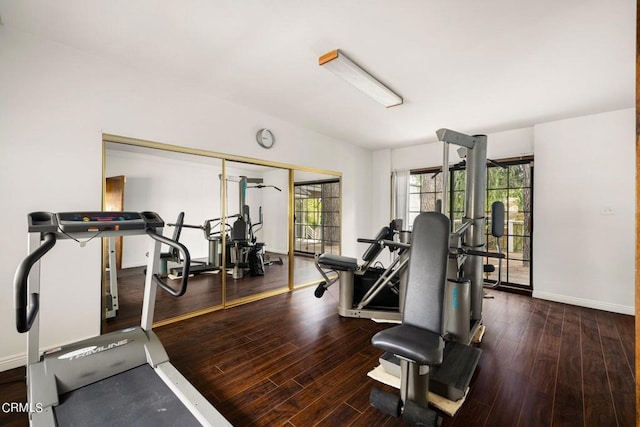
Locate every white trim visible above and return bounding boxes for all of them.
[1,331,101,373]
[0,353,26,372]
[265,248,288,256]
[532,291,634,315]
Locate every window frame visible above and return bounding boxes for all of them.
[408,155,534,291]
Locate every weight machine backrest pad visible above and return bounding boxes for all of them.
[231,218,248,241]
[172,212,185,242]
[361,226,393,262]
[403,212,450,334]
[161,212,185,260]
[170,212,185,258]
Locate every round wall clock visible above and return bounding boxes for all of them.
[256,129,275,149]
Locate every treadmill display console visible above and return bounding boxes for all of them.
[56,212,147,233]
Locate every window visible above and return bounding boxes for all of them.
[485,161,533,289]
[409,170,443,227]
[294,180,340,255]
[409,157,534,290]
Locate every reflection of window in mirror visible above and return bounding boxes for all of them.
[294,180,340,256]
[293,171,341,289]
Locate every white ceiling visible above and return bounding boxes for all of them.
[0,1,634,150]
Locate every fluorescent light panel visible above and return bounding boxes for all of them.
[319,49,403,108]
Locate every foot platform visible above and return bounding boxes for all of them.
[314,282,326,298]
[370,387,441,426]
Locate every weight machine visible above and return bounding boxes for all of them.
[222,175,282,279]
[314,219,410,322]
[370,129,506,425]
[162,213,226,278]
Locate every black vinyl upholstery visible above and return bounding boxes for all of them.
[371,212,450,365]
[231,218,249,243]
[317,253,358,271]
[171,212,184,242]
[373,324,444,365]
[161,212,184,260]
[361,226,393,262]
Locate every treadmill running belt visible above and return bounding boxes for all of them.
[54,364,201,426]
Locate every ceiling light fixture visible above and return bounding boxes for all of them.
[318,49,403,108]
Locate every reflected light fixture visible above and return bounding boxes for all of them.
[318,49,403,108]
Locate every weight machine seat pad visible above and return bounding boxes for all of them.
[317,253,358,271]
[372,324,444,366]
[231,218,248,241]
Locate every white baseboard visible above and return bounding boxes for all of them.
[0,353,26,372]
[266,249,288,256]
[533,291,634,315]
[1,332,99,373]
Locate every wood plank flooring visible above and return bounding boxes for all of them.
[1,288,635,426]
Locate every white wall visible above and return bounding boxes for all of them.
[372,149,392,232]
[533,109,635,314]
[0,26,372,370]
[259,168,290,254]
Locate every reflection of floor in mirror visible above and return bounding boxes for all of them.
[293,254,327,286]
[103,254,323,333]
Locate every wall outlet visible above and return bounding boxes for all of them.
[600,206,614,215]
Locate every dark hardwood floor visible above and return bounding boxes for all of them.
[1,288,635,426]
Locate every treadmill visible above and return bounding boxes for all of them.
[14,211,231,426]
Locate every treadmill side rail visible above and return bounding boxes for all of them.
[29,406,56,426]
[27,362,58,410]
[156,362,232,427]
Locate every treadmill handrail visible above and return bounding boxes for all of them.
[15,232,57,333]
[146,229,190,297]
